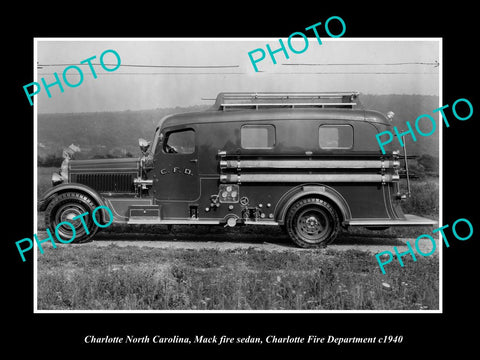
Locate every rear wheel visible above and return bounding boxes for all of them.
[45,192,98,243]
[285,197,340,248]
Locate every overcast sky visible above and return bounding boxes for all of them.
[35,38,440,113]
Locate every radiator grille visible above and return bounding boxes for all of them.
[71,173,135,193]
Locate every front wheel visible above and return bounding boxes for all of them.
[285,197,340,248]
[44,192,99,243]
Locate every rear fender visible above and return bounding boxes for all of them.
[275,184,352,224]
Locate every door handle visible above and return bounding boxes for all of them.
[189,159,198,163]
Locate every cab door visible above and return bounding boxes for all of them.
[153,127,200,202]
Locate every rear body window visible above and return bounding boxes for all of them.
[241,125,275,149]
[319,124,353,149]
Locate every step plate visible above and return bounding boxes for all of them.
[346,214,437,226]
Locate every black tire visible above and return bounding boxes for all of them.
[44,192,99,244]
[285,197,340,248]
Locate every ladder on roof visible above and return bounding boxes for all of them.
[214,92,361,111]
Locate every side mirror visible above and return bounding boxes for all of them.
[139,138,151,154]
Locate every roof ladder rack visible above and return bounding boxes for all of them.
[214,92,361,111]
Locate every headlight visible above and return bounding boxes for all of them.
[52,172,64,186]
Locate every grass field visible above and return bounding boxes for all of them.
[37,245,438,310]
[37,167,57,198]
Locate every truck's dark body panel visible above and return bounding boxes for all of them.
[141,109,397,223]
[39,92,436,246]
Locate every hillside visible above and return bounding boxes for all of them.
[37,94,440,160]
[360,94,439,157]
[38,105,210,159]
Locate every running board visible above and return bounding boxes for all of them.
[127,218,221,225]
[127,219,279,226]
[244,220,279,226]
[345,214,437,226]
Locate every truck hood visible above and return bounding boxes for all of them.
[65,157,141,193]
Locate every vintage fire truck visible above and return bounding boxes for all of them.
[38,92,436,248]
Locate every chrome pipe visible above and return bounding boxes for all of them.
[220,159,398,169]
[220,173,397,183]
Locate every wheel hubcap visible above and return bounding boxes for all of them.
[295,206,332,243]
[55,203,89,239]
[63,211,78,221]
[305,216,321,230]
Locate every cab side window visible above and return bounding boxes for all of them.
[241,125,275,149]
[163,129,195,154]
[319,125,353,149]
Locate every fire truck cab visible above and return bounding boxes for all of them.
[39,92,436,248]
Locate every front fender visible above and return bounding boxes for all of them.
[38,183,107,214]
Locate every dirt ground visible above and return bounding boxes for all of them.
[34,228,441,256]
